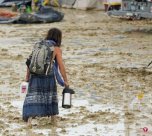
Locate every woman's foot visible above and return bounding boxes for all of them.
[27,117,32,129]
[51,116,57,126]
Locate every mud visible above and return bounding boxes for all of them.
[0,8,152,136]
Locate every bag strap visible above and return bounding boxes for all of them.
[45,45,55,75]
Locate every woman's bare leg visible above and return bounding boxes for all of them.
[51,116,57,126]
[27,117,32,128]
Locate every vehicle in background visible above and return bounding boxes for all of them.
[103,0,121,11]
[108,0,152,19]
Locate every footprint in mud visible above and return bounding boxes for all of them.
[0,120,9,130]
[3,101,11,105]
[114,67,152,76]
[1,48,8,52]
[0,31,6,35]
[84,111,120,124]
[12,54,24,60]
[27,116,69,130]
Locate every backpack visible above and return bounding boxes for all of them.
[27,40,55,75]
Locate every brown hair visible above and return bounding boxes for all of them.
[45,28,62,47]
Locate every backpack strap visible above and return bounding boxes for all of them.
[45,40,55,75]
[45,47,55,75]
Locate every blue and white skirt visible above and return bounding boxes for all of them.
[22,72,59,122]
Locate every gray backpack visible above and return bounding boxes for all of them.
[29,40,55,75]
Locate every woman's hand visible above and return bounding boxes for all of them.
[64,81,69,88]
[25,77,29,82]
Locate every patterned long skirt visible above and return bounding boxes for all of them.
[22,73,59,122]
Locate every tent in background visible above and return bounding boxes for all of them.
[50,0,104,10]
[73,0,103,10]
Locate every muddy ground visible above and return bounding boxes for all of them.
[0,8,152,136]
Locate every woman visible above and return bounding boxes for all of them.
[23,28,69,126]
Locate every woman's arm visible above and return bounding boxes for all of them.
[55,47,69,87]
[25,67,30,82]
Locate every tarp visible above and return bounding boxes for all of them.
[0,6,64,23]
[0,0,31,7]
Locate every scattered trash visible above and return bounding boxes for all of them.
[142,127,148,132]
[147,61,152,68]
[129,92,144,111]
[137,92,144,100]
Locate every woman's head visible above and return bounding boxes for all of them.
[45,28,62,47]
